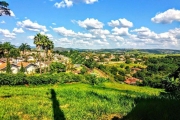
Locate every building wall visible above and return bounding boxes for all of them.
[11,66,19,74]
[26,65,36,74]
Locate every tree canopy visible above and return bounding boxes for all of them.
[0,1,10,16]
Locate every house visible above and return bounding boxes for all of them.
[17,62,37,74]
[131,68,142,74]
[27,56,35,62]
[0,59,5,65]
[0,63,19,74]
[124,77,142,85]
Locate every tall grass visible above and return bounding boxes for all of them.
[0,83,177,120]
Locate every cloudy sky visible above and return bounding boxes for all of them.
[0,0,180,49]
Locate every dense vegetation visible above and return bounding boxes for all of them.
[133,55,180,92]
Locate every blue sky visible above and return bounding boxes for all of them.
[0,0,180,49]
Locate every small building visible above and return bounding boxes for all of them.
[131,68,142,74]
[0,59,5,65]
[124,77,142,85]
[17,62,37,74]
[0,63,19,74]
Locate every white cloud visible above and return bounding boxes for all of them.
[112,27,129,36]
[108,20,119,27]
[0,29,16,38]
[54,0,73,8]
[75,39,93,46]
[129,27,180,48]
[40,32,53,39]
[13,28,24,33]
[76,18,104,29]
[93,40,109,46]
[54,0,98,8]
[27,36,34,40]
[17,19,48,32]
[58,38,73,44]
[151,8,180,24]
[89,29,110,35]
[108,35,124,42]
[77,32,94,38]
[1,20,5,24]
[84,0,98,4]
[108,18,133,28]
[52,23,56,25]
[53,27,76,36]
[131,27,157,39]
[10,10,15,17]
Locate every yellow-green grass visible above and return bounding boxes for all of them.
[0,83,167,120]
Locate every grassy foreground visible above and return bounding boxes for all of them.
[0,83,179,120]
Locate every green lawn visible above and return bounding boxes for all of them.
[0,83,179,120]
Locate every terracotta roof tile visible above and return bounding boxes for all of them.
[17,62,30,67]
[0,63,6,70]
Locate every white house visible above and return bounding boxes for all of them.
[17,62,37,74]
[0,63,19,74]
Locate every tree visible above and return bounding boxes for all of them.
[0,1,10,16]
[19,43,31,56]
[2,42,15,62]
[50,62,66,73]
[33,33,54,73]
[41,35,54,73]
[34,33,43,51]
[34,33,44,74]
[9,48,20,64]
[19,62,25,73]
[0,42,4,58]
[6,59,11,73]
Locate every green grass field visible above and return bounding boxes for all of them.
[0,83,179,120]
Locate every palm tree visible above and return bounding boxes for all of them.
[46,40,54,72]
[41,36,54,73]
[33,33,54,73]
[34,33,43,51]
[0,1,10,16]
[19,43,31,56]
[34,33,44,74]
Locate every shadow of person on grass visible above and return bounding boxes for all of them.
[51,89,66,120]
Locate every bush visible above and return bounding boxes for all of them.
[0,72,108,86]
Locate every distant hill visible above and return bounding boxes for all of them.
[53,47,71,51]
[53,47,180,54]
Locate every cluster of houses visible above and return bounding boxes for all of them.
[0,50,71,74]
[0,58,37,74]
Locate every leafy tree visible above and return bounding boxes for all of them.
[19,62,25,73]
[50,62,66,73]
[161,77,180,92]
[0,1,10,16]
[125,59,131,64]
[2,42,15,64]
[81,66,87,74]
[6,60,11,73]
[9,48,20,63]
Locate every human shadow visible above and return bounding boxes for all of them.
[51,89,66,120]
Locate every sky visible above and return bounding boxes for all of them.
[0,0,180,49]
